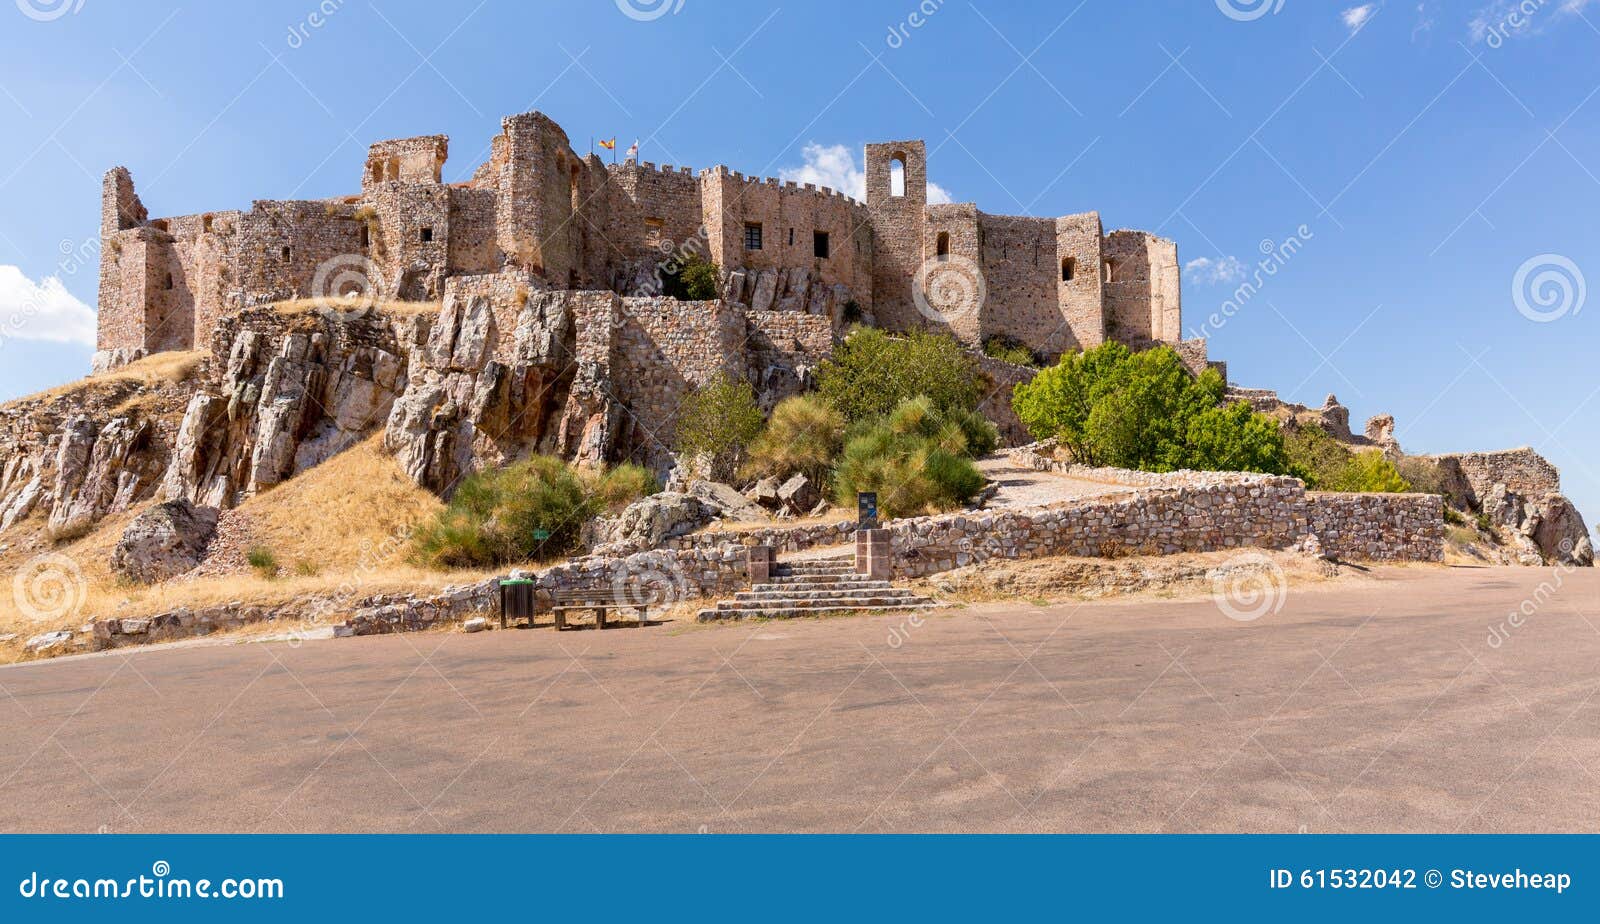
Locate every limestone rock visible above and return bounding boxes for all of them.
[1528,494,1593,567]
[687,480,766,523]
[593,491,713,555]
[463,616,488,633]
[24,630,73,654]
[747,477,781,509]
[1364,414,1400,456]
[777,473,820,513]
[110,500,220,584]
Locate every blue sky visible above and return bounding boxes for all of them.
[0,0,1596,527]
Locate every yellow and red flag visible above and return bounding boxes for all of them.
[598,137,616,151]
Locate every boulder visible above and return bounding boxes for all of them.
[110,500,220,584]
[747,477,781,509]
[776,473,820,513]
[687,480,766,523]
[24,630,73,654]
[592,492,713,555]
[1528,494,1594,567]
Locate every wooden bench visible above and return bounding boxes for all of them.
[549,589,649,630]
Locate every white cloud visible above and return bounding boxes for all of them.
[780,142,953,205]
[1184,256,1247,286]
[0,266,96,347]
[1343,3,1378,32]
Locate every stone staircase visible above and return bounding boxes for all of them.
[696,555,936,622]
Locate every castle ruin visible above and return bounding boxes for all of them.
[96,110,1196,367]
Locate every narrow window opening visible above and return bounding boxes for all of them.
[281,246,291,262]
[814,231,830,259]
[420,227,433,243]
[744,222,763,251]
[163,272,174,290]
[889,156,906,197]
[788,228,795,246]
[1103,260,1115,284]
[935,232,950,261]
[359,224,370,248]
[1061,257,1076,282]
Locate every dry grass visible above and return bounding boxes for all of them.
[270,296,441,317]
[0,438,482,663]
[2,349,206,411]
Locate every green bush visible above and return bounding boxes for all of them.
[831,397,991,519]
[1395,455,1446,497]
[1012,342,1235,471]
[412,456,656,569]
[744,394,845,486]
[1180,401,1295,474]
[1284,425,1412,493]
[982,336,1039,368]
[817,328,981,422]
[672,374,766,476]
[660,252,720,300]
[246,546,279,579]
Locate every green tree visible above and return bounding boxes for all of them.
[660,252,721,300]
[832,397,989,518]
[1181,401,1294,474]
[672,373,766,476]
[816,328,981,422]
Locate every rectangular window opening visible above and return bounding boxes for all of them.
[744,222,763,251]
[420,227,434,243]
[813,231,830,260]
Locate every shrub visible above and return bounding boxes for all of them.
[660,252,720,301]
[412,456,656,569]
[831,397,990,519]
[1012,342,1231,471]
[1395,455,1446,497]
[1284,425,1412,493]
[744,394,845,486]
[672,374,765,477]
[817,328,981,422]
[982,336,1039,368]
[246,546,279,579]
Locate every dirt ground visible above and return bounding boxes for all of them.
[2,564,1596,834]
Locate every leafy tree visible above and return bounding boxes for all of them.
[672,373,766,476]
[1334,450,1412,493]
[816,328,981,422]
[1013,342,1226,470]
[660,252,720,301]
[1181,401,1295,474]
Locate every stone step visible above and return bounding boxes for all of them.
[751,579,896,593]
[736,588,919,603]
[697,601,936,622]
[716,595,929,612]
[766,573,876,586]
[774,564,857,576]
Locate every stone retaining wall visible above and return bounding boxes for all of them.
[660,519,858,553]
[1304,492,1444,562]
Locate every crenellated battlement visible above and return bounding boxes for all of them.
[94,108,1182,369]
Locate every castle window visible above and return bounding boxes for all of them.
[163,272,174,290]
[890,156,906,197]
[744,222,763,251]
[420,227,433,243]
[936,232,950,261]
[281,246,291,262]
[644,218,664,243]
[1061,257,1075,282]
[814,231,830,259]
[1103,259,1116,284]
[359,224,370,248]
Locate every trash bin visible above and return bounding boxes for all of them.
[499,578,536,629]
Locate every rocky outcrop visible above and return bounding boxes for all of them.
[722,265,855,329]
[47,415,154,539]
[590,480,767,556]
[1482,485,1594,567]
[110,500,219,583]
